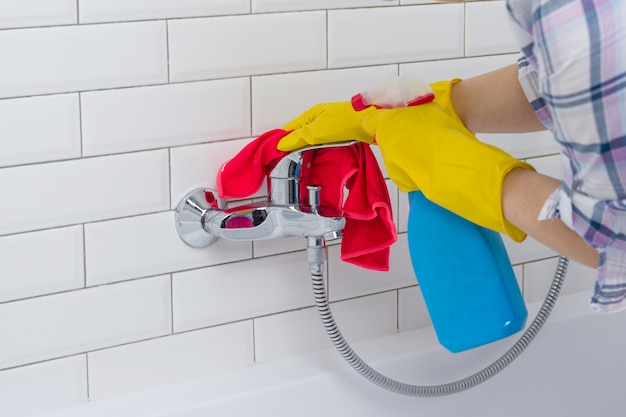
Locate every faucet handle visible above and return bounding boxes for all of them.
[268,141,357,207]
[307,185,321,214]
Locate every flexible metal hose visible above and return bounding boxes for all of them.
[307,240,568,397]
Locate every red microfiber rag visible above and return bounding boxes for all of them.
[216,129,397,271]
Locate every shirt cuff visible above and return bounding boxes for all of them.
[590,246,626,313]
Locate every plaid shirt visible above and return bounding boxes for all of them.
[506,0,626,313]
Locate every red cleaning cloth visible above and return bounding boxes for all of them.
[216,129,397,271]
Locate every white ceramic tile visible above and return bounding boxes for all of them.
[168,12,326,82]
[398,191,410,234]
[252,66,397,136]
[329,291,398,344]
[253,237,307,258]
[327,4,464,68]
[88,321,253,400]
[0,94,81,167]
[0,0,76,29]
[0,22,167,99]
[523,257,596,303]
[252,0,397,13]
[328,234,416,301]
[0,355,87,417]
[172,251,315,332]
[386,179,400,231]
[526,154,563,180]
[465,1,518,57]
[400,54,520,84]
[81,79,251,156]
[85,211,251,285]
[371,144,389,178]
[0,150,169,235]
[398,285,431,331]
[478,130,561,160]
[254,307,329,362]
[170,138,274,210]
[513,264,524,293]
[0,276,172,369]
[0,226,84,303]
[254,292,397,362]
[80,0,249,23]
[503,233,558,265]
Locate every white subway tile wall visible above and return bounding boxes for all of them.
[0,22,168,98]
[0,356,87,417]
[84,211,251,286]
[464,0,519,56]
[327,4,464,68]
[0,150,170,235]
[0,1,591,415]
[81,79,251,156]
[78,0,250,23]
[0,94,81,167]
[0,276,171,369]
[251,66,398,135]
[0,226,84,302]
[252,0,398,13]
[87,321,254,400]
[168,13,327,81]
[0,0,77,29]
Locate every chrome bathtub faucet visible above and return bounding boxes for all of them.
[174,143,355,248]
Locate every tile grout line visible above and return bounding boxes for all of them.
[85,353,91,401]
[165,20,171,84]
[170,274,175,335]
[82,224,88,289]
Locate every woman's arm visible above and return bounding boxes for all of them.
[502,168,598,268]
[451,64,598,268]
[451,64,547,133]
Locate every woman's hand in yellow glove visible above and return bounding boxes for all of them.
[277,101,381,151]
[372,92,534,242]
[277,78,452,152]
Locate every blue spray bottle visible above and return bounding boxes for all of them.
[406,191,527,353]
[353,77,527,353]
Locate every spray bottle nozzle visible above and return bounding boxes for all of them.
[351,76,435,111]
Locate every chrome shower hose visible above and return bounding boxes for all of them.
[307,240,568,397]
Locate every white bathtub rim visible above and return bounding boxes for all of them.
[33,291,599,417]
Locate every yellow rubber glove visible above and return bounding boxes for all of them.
[374,80,534,242]
[278,102,379,151]
[277,78,434,151]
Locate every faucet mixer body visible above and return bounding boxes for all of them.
[175,143,354,248]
